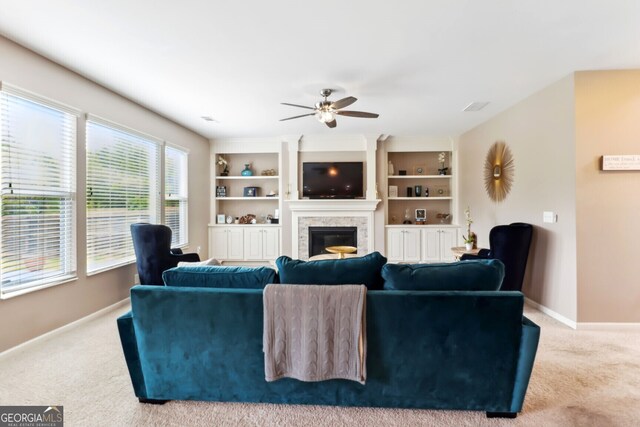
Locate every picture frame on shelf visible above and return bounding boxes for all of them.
[415,209,427,221]
[243,186,259,197]
[217,214,226,224]
[216,185,227,197]
[388,185,398,198]
[413,164,427,175]
[433,185,449,197]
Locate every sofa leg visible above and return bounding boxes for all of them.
[486,411,517,418]
[138,398,169,405]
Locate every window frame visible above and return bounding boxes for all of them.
[85,114,161,275]
[0,82,79,299]
[164,143,189,248]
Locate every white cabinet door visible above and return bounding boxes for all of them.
[387,229,404,262]
[263,228,280,260]
[244,228,263,260]
[403,229,422,262]
[422,229,441,262]
[210,228,228,260]
[439,228,458,262]
[227,228,244,260]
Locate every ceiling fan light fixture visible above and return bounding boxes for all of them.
[316,109,335,123]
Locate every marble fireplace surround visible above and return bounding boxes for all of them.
[287,200,380,260]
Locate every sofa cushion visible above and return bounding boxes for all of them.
[381,259,505,291]
[162,265,277,289]
[275,252,387,290]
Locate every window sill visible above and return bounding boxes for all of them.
[1,275,78,300]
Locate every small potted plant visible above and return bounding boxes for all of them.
[463,206,475,250]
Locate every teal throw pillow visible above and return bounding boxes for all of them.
[381,259,505,291]
[275,251,387,290]
[162,265,277,289]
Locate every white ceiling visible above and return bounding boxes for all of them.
[1,1,639,139]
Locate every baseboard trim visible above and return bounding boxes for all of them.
[0,297,130,359]
[525,297,577,329]
[576,322,640,331]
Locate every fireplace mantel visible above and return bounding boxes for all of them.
[286,199,381,212]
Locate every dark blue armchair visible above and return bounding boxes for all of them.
[130,223,200,285]
[461,223,533,292]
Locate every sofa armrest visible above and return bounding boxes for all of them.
[460,248,491,260]
[509,316,541,412]
[117,311,148,398]
[170,248,183,255]
[170,252,200,263]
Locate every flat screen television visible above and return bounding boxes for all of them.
[303,162,364,199]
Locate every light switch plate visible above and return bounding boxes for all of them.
[543,211,557,223]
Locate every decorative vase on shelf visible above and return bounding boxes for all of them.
[241,164,253,176]
[465,242,473,251]
[388,161,394,175]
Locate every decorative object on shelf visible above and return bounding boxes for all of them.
[266,190,278,197]
[437,213,452,224]
[234,217,240,224]
[261,168,277,176]
[217,214,226,224]
[403,208,412,224]
[217,156,229,176]
[226,215,233,224]
[388,161,394,175]
[484,141,514,202]
[241,163,253,176]
[414,185,422,197]
[462,206,476,250]
[438,152,449,175]
[243,186,259,197]
[216,185,227,197]
[406,187,413,197]
[415,209,427,222]
[398,170,407,176]
[388,185,398,198]
[391,215,398,224]
[424,187,429,197]
[239,214,256,224]
[413,164,426,175]
[434,185,447,197]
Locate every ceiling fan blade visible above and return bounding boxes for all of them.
[330,96,357,110]
[336,110,379,118]
[281,102,315,110]
[325,119,337,128]
[280,113,316,121]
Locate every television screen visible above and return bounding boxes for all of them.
[303,162,364,199]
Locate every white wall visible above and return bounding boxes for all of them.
[458,75,577,322]
[0,36,210,352]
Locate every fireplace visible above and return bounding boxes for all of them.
[309,226,357,258]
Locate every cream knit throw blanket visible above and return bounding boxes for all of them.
[263,284,367,384]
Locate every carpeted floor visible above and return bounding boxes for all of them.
[1,305,639,427]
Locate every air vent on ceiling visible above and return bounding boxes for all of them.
[463,102,490,112]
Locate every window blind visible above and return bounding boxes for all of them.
[86,117,160,274]
[165,145,188,247]
[0,84,77,298]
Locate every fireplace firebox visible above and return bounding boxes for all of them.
[308,226,357,258]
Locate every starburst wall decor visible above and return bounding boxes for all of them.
[484,141,514,202]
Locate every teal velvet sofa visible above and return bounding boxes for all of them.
[118,260,539,418]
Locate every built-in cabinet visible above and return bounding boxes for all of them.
[386,226,459,263]
[209,226,280,262]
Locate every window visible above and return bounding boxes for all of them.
[165,145,188,247]
[0,83,77,298]
[86,116,160,274]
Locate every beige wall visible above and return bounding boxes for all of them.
[575,70,640,322]
[458,75,578,322]
[0,36,210,352]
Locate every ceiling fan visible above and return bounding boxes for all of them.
[280,89,379,128]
